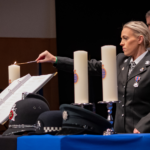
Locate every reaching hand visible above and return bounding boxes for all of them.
[36,50,56,63]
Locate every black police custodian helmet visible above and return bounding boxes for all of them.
[3,96,50,136]
[34,110,62,135]
[56,104,112,135]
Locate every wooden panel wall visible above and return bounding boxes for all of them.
[0,38,59,110]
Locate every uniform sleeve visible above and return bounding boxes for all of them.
[53,56,102,76]
[135,113,150,133]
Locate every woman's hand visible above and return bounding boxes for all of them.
[133,128,140,133]
[36,50,56,63]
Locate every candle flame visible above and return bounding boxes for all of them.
[14,61,17,65]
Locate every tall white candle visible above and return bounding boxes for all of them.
[101,45,118,102]
[8,64,20,84]
[74,51,89,103]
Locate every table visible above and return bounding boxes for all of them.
[17,134,150,150]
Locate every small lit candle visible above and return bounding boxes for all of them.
[8,62,20,84]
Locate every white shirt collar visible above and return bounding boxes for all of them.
[130,50,148,65]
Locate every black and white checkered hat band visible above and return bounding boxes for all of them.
[43,127,62,133]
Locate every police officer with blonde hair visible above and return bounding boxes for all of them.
[36,21,150,134]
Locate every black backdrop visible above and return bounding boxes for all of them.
[55,1,150,119]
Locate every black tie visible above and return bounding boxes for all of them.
[128,62,136,77]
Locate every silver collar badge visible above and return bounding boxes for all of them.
[124,59,128,63]
[145,61,150,65]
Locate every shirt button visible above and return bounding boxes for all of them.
[122,104,124,107]
[123,86,125,88]
[122,95,124,97]
[122,114,124,117]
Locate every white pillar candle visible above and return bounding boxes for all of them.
[8,64,20,84]
[74,51,89,103]
[101,45,118,102]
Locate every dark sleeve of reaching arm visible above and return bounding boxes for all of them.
[53,56,102,76]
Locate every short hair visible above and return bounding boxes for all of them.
[146,10,150,18]
[123,21,150,49]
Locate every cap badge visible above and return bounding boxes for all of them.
[9,104,17,121]
[74,70,79,84]
[124,59,128,63]
[63,111,68,121]
[145,61,150,65]
[37,120,41,130]
[102,65,107,79]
